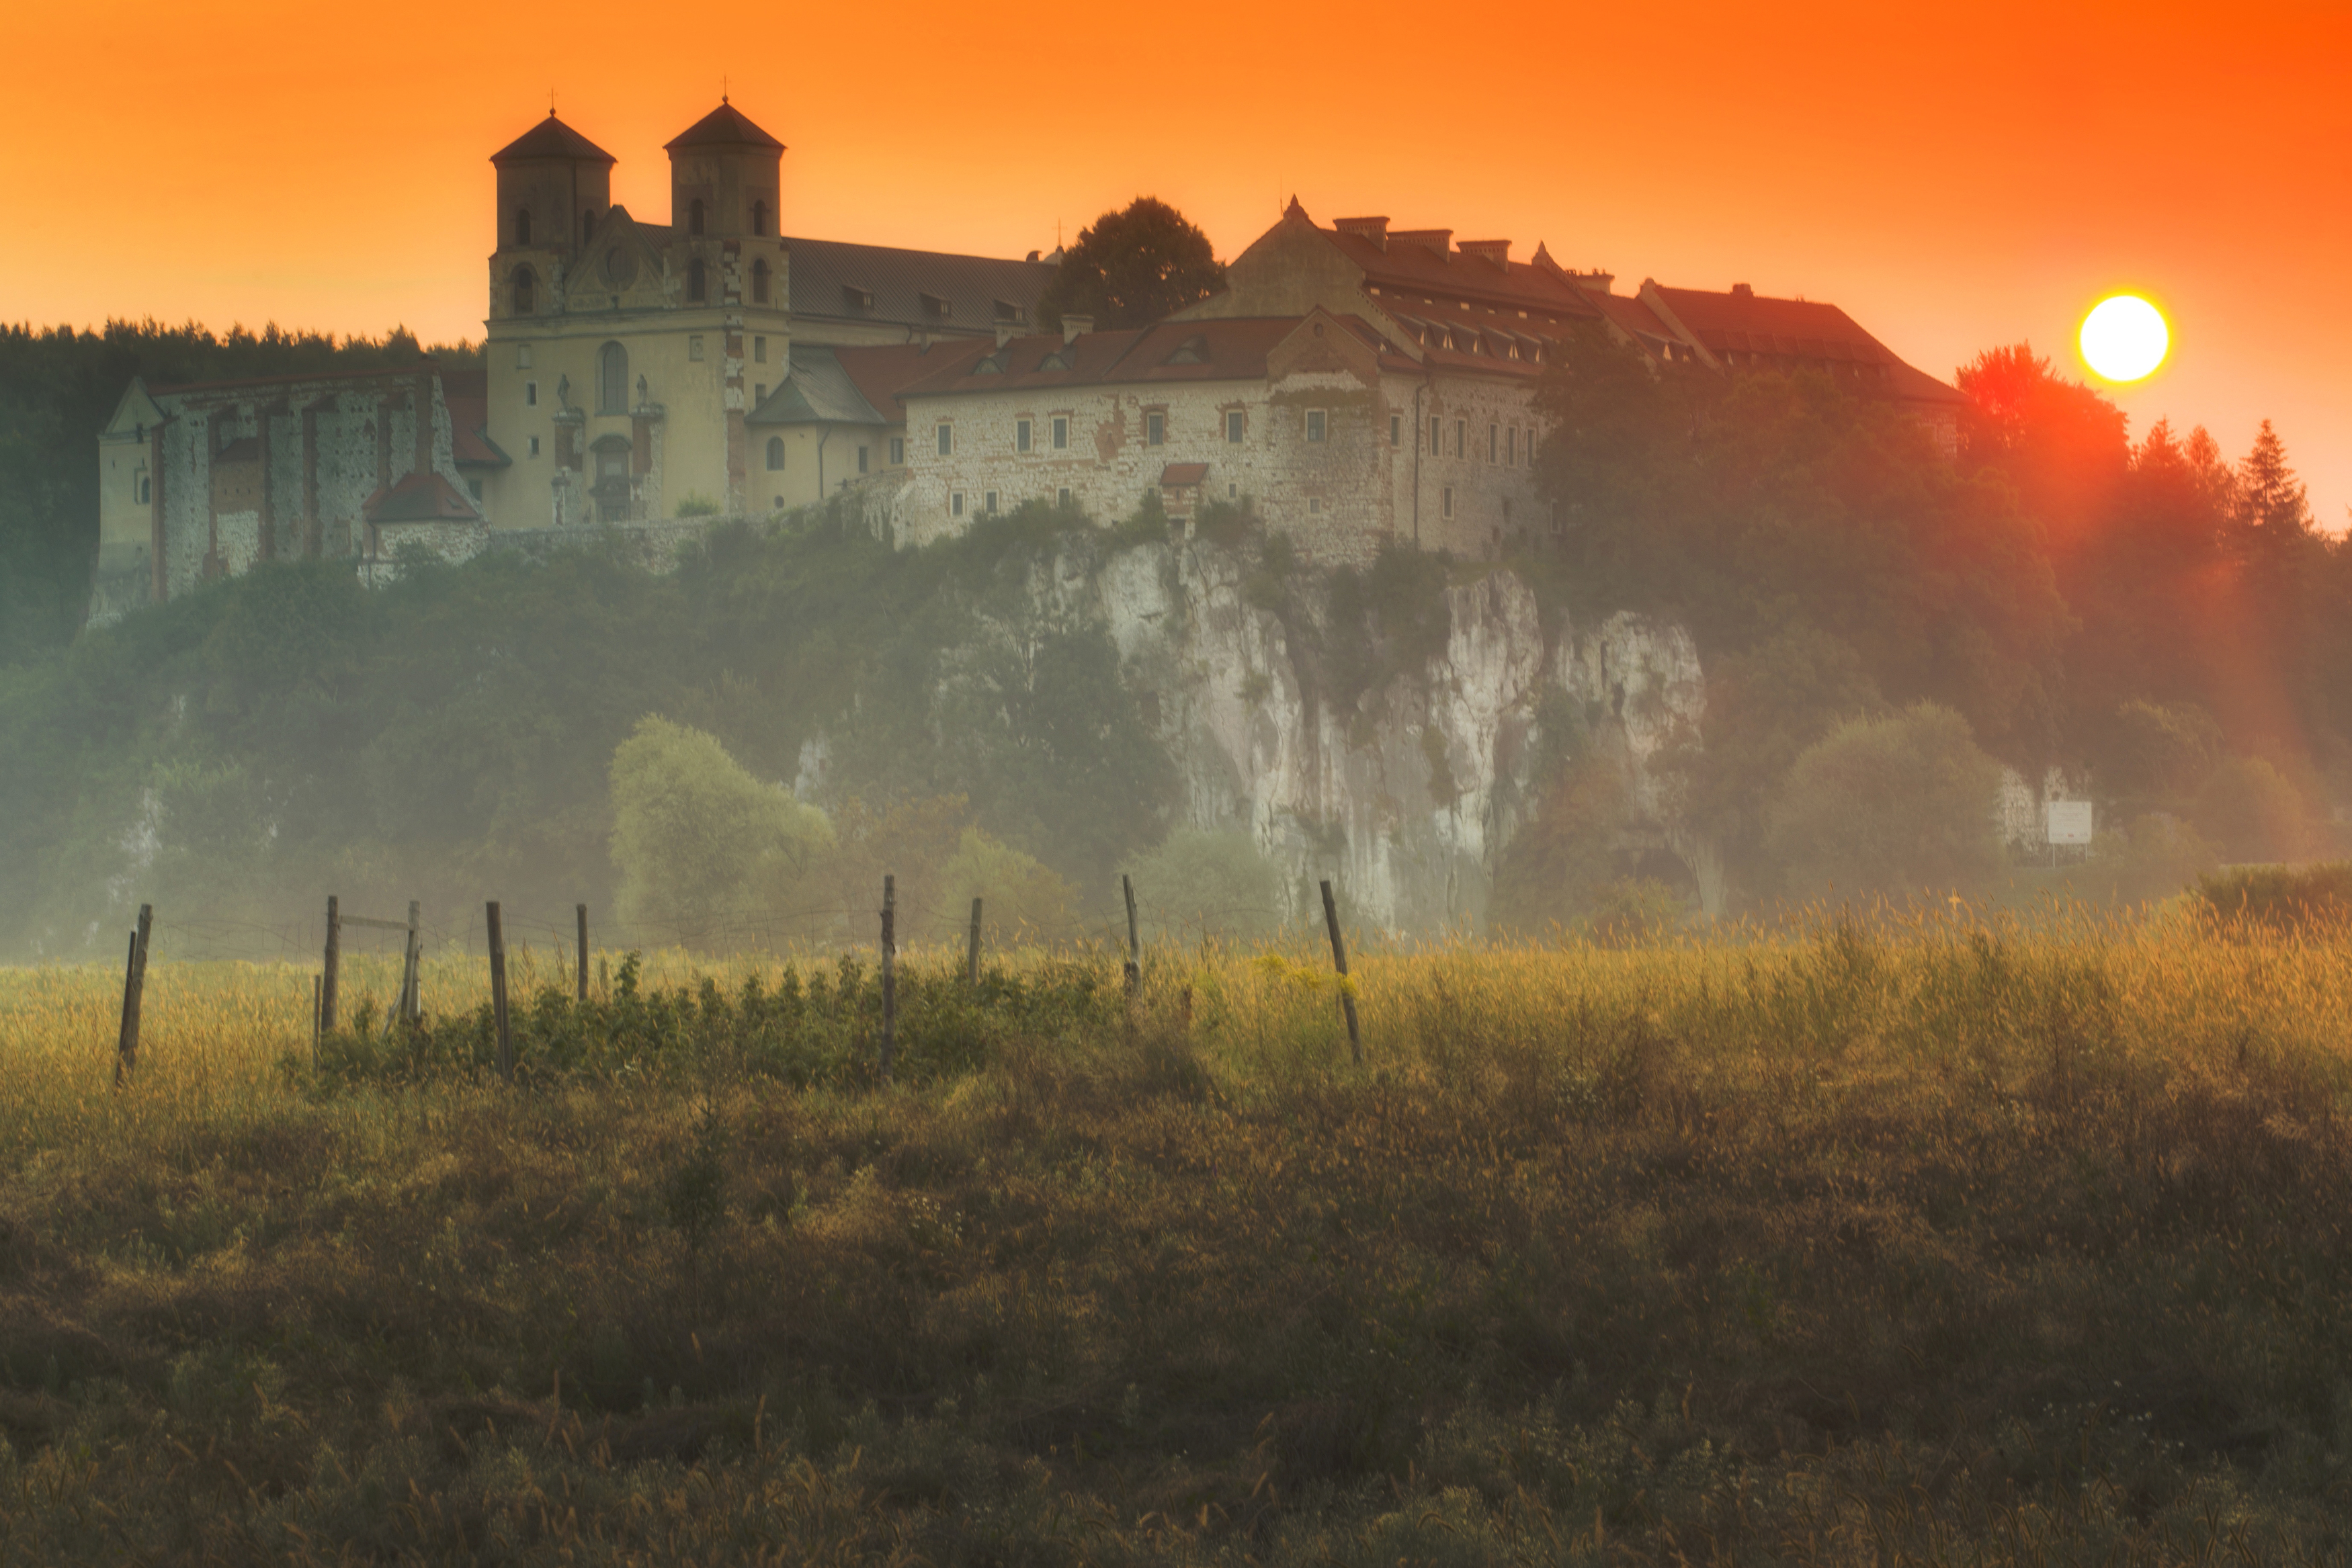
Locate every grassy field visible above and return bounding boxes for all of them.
[4,910,2352,1565]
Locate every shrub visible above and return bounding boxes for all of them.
[1767,701,2004,903]
[2081,813,2220,906]
[2194,861,2352,934]
[674,492,723,518]
[2191,754,2320,863]
[931,827,1079,948]
[1124,829,1288,943]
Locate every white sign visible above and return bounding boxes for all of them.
[2046,800,2093,846]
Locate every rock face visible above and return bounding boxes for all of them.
[968,534,1712,930]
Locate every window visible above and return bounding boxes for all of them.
[751,260,770,305]
[753,335,767,363]
[687,259,706,302]
[889,436,905,465]
[528,435,540,458]
[514,207,532,245]
[1507,427,1517,465]
[1016,419,1032,453]
[1488,423,1499,463]
[517,345,532,369]
[751,199,768,237]
[468,478,485,502]
[511,266,536,315]
[1305,409,1327,443]
[950,491,964,517]
[857,445,869,474]
[688,199,705,236]
[1441,486,1454,520]
[1389,414,1401,447]
[1224,409,1244,443]
[936,423,953,456]
[136,472,151,505]
[1146,410,1165,445]
[582,210,595,243]
[1454,418,1466,458]
[1308,498,1322,515]
[1526,430,1538,464]
[984,490,999,513]
[1429,416,1441,453]
[766,437,785,471]
[597,341,628,414]
[1057,487,1072,508]
[754,384,766,404]
[526,381,538,407]
[689,335,705,361]
[1052,416,1068,449]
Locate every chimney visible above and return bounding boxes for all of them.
[1334,215,1390,250]
[1062,312,1093,345]
[1388,228,1452,260]
[1730,282,1754,297]
[1459,238,1511,269]
[996,322,1015,347]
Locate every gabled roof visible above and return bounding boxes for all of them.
[491,112,616,165]
[101,377,170,437]
[364,471,482,524]
[782,236,1054,337]
[439,372,509,468]
[1646,284,1966,404]
[746,345,893,427]
[665,101,784,153]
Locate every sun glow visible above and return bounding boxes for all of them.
[2080,294,2169,382]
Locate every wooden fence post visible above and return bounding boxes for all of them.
[880,875,896,1083]
[321,894,341,1035]
[966,897,984,986]
[1320,879,1363,1068]
[575,904,589,1004]
[398,900,422,1026]
[113,904,151,1088]
[1122,874,1142,1000]
[487,901,513,1084]
[312,975,322,1062]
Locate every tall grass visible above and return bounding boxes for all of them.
[2,910,2350,1563]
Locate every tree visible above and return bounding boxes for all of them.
[1123,829,1287,944]
[1766,703,2005,904]
[1036,198,1225,332]
[609,717,832,949]
[931,828,1079,949]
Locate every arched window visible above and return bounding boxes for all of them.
[582,209,596,243]
[514,206,532,245]
[689,199,705,236]
[511,265,536,315]
[687,259,707,303]
[751,259,770,304]
[765,437,785,471]
[751,200,768,236]
[597,341,628,415]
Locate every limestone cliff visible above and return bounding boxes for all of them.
[921,534,1714,930]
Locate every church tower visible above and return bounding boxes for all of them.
[664,99,784,241]
[490,112,616,272]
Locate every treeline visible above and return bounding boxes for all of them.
[0,319,482,666]
[1534,326,2351,901]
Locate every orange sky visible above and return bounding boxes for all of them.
[9,0,2348,526]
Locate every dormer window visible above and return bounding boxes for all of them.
[689,199,706,237]
[514,207,532,245]
[843,285,874,312]
[1165,334,1209,365]
[993,299,1025,324]
[921,292,951,318]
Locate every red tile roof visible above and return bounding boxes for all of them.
[491,113,616,165]
[888,316,1376,400]
[1646,284,1965,404]
[364,471,482,524]
[665,101,784,153]
[1160,463,1210,486]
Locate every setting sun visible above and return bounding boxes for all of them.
[2080,294,2170,382]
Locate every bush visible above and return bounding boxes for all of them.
[1767,701,2004,903]
[1489,754,1629,936]
[2191,755,2321,863]
[609,717,833,948]
[1124,829,1288,943]
[931,827,1079,948]
[1581,876,1685,946]
[674,492,723,518]
[2194,861,2352,934]
[2081,813,2220,906]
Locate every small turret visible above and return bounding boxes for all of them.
[665,100,784,240]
